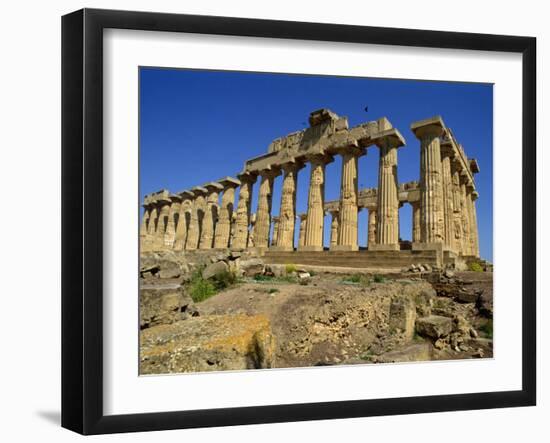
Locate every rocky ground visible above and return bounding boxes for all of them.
[139,250,493,375]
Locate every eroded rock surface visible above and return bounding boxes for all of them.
[140,314,275,374]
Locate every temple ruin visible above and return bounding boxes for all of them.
[140,109,481,269]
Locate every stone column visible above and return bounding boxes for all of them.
[470,191,480,258]
[271,216,280,246]
[451,164,464,255]
[411,117,446,250]
[173,191,194,251]
[464,184,478,257]
[162,196,181,250]
[329,210,339,249]
[254,169,279,249]
[248,213,257,248]
[213,177,241,249]
[368,208,377,249]
[298,214,307,247]
[199,182,223,249]
[273,162,303,251]
[411,202,421,243]
[232,172,257,249]
[140,205,151,252]
[145,204,158,253]
[333,144,363,251]
[440,145,456,252]
[371,129,405,250]
[301,154,332,251]
[229,212,237,247]
[186,187,207,251]
[459,174,471,256]
[153,199,171,251]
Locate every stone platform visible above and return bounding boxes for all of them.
[262,249,444,269]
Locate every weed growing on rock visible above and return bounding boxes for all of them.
[285,263,298,274]
[478,319,493,338]
[468,262,484,272]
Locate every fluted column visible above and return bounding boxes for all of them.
[301,154,332,251]
[332,144,363,251]
[411,117,445,249]
[273,162,303,251]
[451,164,464,255]
[174,191,194,251]
[271,216,280,246]
[229,212,238,247]
[186,187,207,251]
[232,173,257,249]
[298,214,307,247]
[329,210,339,249]
[411,202,421,243]
[459,175,471,255]
[140,205,151,252]
[470,191,480,257]
[146,205,158,235]
[371,129,405,251]
[440,146,456,251]
[254,170,279,249]
[199,183,223,249]
[162,196,181,250]
[368,208,377,249]
[153,200,171,250]
[247,213,257,248]
[213,178,240,249]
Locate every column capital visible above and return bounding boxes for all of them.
[191,186,208,196]
[217,176,241,189]
[203,182,224,193]
[440,142,455,158]
[169,194,182,204]
[258,166,281,179]
[178,190,195,201]
[281,159,305,173]
[372,128,406,149]
[305,152,334,166]
[411,116,446,139]
[237,170,258,184]
[471,191,479,201]
[330,139,364,157]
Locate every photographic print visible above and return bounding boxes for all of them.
[138,68,493,375]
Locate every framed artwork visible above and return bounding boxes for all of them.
[61,8,536,435]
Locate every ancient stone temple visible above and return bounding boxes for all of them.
[140,109,481,268]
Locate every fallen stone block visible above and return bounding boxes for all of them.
[239,258,265,276]
[202,260,229,280]
[416,315,453,339]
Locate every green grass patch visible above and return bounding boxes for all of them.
[189,277,217,302]
[373,274,386,283]
[253,274,274,282]
[468,261,484,272]
[478,319,493,338]
[341,274,371,286]
[285,263,297,274]
[268,288,279,294]
[188,268,238,303]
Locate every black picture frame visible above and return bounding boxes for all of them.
[61,8,537,435]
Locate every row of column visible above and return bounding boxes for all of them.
[142,131,408,253]
[412,117,479,257]
[141,119,479,257]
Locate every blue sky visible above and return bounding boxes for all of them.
[140,67,493,261]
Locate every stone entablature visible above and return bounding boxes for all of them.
[141,109,481,259]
